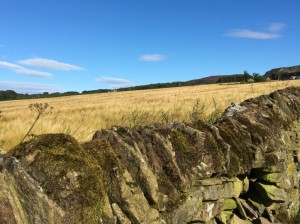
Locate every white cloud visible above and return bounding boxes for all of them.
[268,23,285,32]
[139,54,166,62]
[225,22,285,40]
[96,76,131,84]
[96,76,133,88]
[0,61,51,77]
[225,29,281,39]
[0,81,60,93]
[18,58,84,71]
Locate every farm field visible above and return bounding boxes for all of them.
[1,80,300,151]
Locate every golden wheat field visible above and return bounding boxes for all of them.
[1,80,300,151]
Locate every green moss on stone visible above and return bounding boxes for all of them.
[171,130,192,157]
[218,124,254,173]
[10,134,114,223]
[156,172,183,211]
[203,132,225,173]
[116,127,128,136]
[223,198,237,210]
[228,151,240,177]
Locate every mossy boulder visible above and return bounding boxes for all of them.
[8,134,115,223]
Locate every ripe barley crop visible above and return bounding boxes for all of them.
[1,80,299,151]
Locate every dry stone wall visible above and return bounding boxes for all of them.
[1,87,300,223]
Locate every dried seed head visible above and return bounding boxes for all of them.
[28,103,49,115]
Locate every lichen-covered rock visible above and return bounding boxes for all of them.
[170,200,223,223]
[254,182,287,202]
[217,211,233,223]
[0,172,17,224]
[223,199,237,210]
[228,214,251,224]
[0,157,64,224]
[236,199,258,220]
[194,180,242,201]
[111,203,131,224]
[4,135,116,224]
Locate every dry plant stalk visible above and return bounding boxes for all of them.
[20,103,51,143]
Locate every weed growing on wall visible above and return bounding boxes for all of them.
[188,99,206,123]
[188,97,222,124]
[206,97,222,124]
[160,111,175,123]
[20,103,52,143]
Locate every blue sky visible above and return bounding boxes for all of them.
[0,0,299,93]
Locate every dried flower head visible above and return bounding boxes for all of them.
[20,103,52,143]
[29,103,49,115]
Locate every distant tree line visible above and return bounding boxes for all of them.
[217,71,267,83]
[0,71,268,101]
[0,90,18,101]
[117,81,187,92]
[81,89,111,94]
[0,89,108,101]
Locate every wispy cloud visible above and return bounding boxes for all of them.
[96,76,131,84]
[225,22,285,40]
[139,54,166,62]
[268,23,285,32]
[225,30,281,39]
[0,81,60,93]
[18,57,84,71]
[96,76,133,88]
[0,61,51,77]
